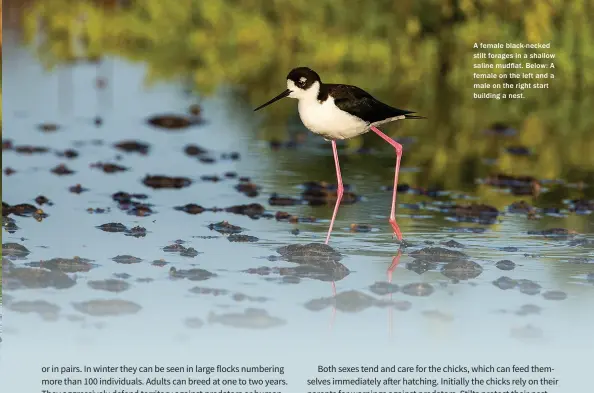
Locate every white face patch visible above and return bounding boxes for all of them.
[299,77,307,83]
[287,80,320,100]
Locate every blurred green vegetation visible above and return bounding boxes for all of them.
[16,0,594,196]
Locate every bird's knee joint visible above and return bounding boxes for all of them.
[394,144,403,155]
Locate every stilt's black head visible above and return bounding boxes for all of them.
[254,67,322,111]
[286,67,321,90]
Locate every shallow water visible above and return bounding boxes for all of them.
[2,32,594,390]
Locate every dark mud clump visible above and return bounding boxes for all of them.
[406,259,436,275]
[2,242,31,259]
[97,222,146,237]
[169,266,216,281]
[244,264,347,283]
[114,140,150,155]
[517,279,542,295]
[208,221,242,234]
[493,276,517,290]
[245,243,349,282]
[51,164,75,176]
[26,257,95,273]
[542,290,567,301]
[409,247,469,262]
[441,260,483,280]
[189,287,230,296]
[440,240,465,248]
[73,300,142,317]
[163,243,201,258]
[88,279,131,293]
[184,144,208,157]
[527,228,577,239]
[369,281,399,296]
[56,149,79,159]
[97,222,127,233]
[147,114,192,130]
[448,203,499,224]
[14,145,50,154]
[4,203,39,217]
[35,195,52,206]
[90,162,128,174]
[111,192,153,216]
[3,203,49,221]
[269,194,301,206]
[208,308,286,329]
[4,266,76,290]
[301,182,359,206]
[501,246,519,252]
[111,191,148,204]
[350,224,373,233]
[225,203,266,219]
[231,293,268,303]
[69,184,89,194]
[401,283,435,297]
[484,173,538,189]
[305,291,411,313]
[126,226,147,238]
[277,243,342,264]
[508,201,535,214]
[275,211,317,224]
[2,216,19,233]
[496,260,516,271]
[7,300,61,321]
[38,123,60,132]
[201,175,222,182]
[331,291,381,312]
[235,179,260,198]
[566,199,593,214]
[112,255,143,264]
[143,175,192,189]
[228,234,259,243]
[151,259,170,267]
[174,203,206,215]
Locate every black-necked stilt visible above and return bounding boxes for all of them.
[255,67,425,244]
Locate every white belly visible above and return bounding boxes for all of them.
[298,97,369,140]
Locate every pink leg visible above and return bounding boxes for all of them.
[325,140,344,245]
[387,249,403,284]
[370,126,403,241]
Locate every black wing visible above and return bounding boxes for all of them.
[323,84,418,123]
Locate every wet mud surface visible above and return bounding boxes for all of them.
[2,43,593,347]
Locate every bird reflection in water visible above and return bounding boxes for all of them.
[327,249,403,333]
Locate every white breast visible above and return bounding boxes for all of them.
[297,95,369,140]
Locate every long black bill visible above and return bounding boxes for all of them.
[254,89,290,111]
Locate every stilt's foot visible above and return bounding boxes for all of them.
[389,219,403,241]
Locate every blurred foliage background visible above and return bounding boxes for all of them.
[5,0,594,193]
